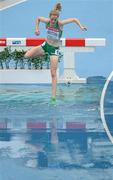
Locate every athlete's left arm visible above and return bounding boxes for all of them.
[59,18,87,31]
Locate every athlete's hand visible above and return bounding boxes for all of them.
[81,26,87,31]
[35,29,40,36]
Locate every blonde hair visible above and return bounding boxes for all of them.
[49,3,62,17]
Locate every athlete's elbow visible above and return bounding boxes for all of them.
[72,18,75,22]
[69,18,75,23]
[36,17,40,22]
[73,18,79,23]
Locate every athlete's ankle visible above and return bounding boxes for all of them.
[51,96,56,101]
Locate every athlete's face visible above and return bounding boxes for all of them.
[50,14,58,24]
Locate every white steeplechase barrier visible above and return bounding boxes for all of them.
[59,38,106,83]
[0,38,106,84]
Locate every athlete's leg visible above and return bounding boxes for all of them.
[50,55,59,98]
[24,46,45,58]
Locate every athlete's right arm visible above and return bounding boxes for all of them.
[35,17,49,36]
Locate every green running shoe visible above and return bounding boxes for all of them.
[50,96,57,105]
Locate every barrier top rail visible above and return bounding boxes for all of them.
[0,38,106,47]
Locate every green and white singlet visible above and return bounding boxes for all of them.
[41,20,63,56]
[46,20,63,41]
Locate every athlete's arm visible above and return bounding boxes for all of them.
[35,17,49,36]
[59,18,87,31]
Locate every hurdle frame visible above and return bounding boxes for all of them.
[0,38,106,84]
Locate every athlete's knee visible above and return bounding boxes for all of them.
[24,50,33,59]
[24,51,30,59]
[51,69,57,78]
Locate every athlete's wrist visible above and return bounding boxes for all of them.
[35,29,40,35]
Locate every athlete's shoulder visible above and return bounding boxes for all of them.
[58,20,63,25]
[38,17,50,23]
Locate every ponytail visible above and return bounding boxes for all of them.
[49,3,62,17]
[54,3,62,12]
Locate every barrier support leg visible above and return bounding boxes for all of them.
[58,47,95,83]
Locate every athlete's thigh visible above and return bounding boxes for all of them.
[25,46,45,58]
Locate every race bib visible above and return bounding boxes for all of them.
[47,27,60,40]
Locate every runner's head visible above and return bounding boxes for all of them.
[49,3,62,22]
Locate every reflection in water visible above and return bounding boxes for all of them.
[0,118,113,169]
[0,82,113,180]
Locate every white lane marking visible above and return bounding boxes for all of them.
[0,0,27,11]
[100,71,113,144]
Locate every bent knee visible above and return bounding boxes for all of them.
[24,51,31,59]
